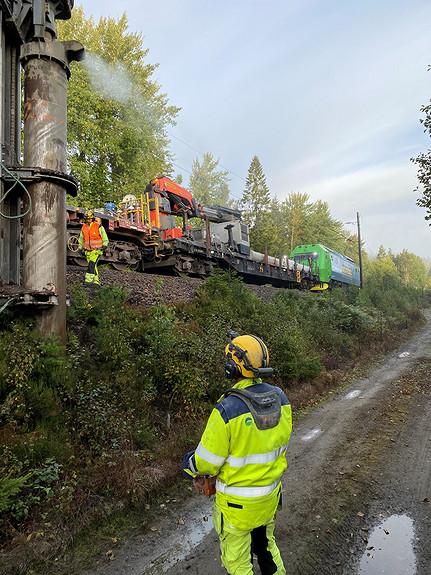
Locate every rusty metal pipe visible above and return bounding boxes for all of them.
[20,39,84,343]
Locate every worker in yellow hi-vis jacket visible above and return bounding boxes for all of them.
[78,209,109,286]
[183,331,292,575]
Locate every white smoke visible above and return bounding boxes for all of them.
[82,52,163,129]
[83,52,134,104]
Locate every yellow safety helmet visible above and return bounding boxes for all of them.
[224,332,273,379]
[84,209,94,219]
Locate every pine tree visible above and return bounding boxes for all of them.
[241,156,271,227]
[188,153,230,206]
[281,192,313,252]
[377,245,387,260]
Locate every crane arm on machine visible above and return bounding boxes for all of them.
[149,176,242,223]
[150,177,201,218]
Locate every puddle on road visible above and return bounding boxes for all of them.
[358,515,416,575]
[345,390,362,400]
[141,513,214,574]
[300,428,322,441]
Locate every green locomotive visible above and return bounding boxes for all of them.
[290,244,360,290]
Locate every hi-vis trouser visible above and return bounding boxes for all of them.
[213,501,286,575]
[84,249,102,285]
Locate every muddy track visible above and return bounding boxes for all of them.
[83,312,431,575]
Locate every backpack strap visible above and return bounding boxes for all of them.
[225,387,281,430]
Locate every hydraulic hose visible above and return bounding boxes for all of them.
[0,296,19,314]
[0,161,32,219]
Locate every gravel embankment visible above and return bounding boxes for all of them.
[66,266,281,307]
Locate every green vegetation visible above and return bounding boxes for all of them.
[57,8,179,207]
[240,156,358,261]
[412,68,431,220]
[0,268,427,572]
[189,152,232,207]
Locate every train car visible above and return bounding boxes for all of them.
[289,244,360,289]
[67,178,362,292]
[67,177,316,289]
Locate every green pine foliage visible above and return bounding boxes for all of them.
[241,156,273,253]
[188,152,231,206]
[0,472,31,513]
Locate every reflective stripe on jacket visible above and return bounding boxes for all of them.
[188,378,292,530]
[79,222,108,251]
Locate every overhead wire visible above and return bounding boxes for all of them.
[167,131,246,202]
[167,131,246,182]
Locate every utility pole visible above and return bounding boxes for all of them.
[357,211,363,289]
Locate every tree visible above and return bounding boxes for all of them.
[248,196,288,256]
[412,67,431,220]
[377,245,387,261]
[241,156,271,228]
[188,153,230,205]
[305,200,345,252]
[266,196,290,257]
[281,192,312,252]
[394,250,427,290]
[241,156,282,254]
[58,7,180,207]
[364,255,400,291]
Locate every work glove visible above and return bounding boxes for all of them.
[182,450,197,479]
[102,245,109,255]
[80,248,86,256]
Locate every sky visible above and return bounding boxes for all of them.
[76,0,431,259]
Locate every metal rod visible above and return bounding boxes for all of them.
[357,211,363,289]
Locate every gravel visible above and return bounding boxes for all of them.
[66,266,282,307]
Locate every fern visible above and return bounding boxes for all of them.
[0,472,31,512]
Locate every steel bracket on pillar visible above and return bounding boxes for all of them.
[20,39,85,77]
[0,286,60,309]
[2,165,78,196]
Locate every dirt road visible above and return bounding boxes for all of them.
[85,312,431,575]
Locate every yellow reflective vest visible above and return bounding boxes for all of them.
[185,378,292,530]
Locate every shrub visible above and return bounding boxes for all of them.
[0,450,61,520]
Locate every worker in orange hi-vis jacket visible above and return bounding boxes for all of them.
[78,209,109,286]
